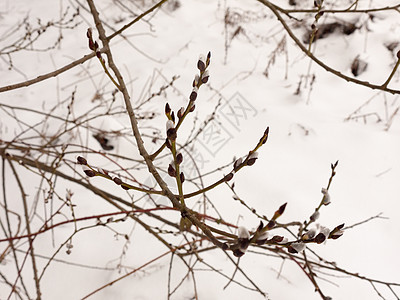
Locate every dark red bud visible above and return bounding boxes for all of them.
[257,221,264,232]
[278,203,287,215]
[165,103,171,115]
[197,60,206,72]
[315,233,326,244]
[167,128,177,141]
[113,177,123,185]
[270,235,284,243]
[176,153,183,165]
[77,156,87,165]
[246,158,257,166]
[233,248,245,257]
[287,246,298,254]
[201,75,209,84]
[168,164,176,177]
[224,173,234,181]
[180,172,185,183]
[190,90,198,101]
[189,104,196,112]
[165,138,172,149]
[121,184,130,190]
[84,169,96,177]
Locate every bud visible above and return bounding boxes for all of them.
[269,235,284,243]
[190,87,198,101]
[302,228,317,240]
[233,157,243,169]
[167,128,177,141]
[176,153,183,165]
[290,242,306,253]
[166,120,177,141]
[197,54,206,72]
[168,164,176,177]
[82,165,96,177]
[397,50,400,59]
[310,211,320,222]
[77,156,87,165]
[166,120,174,131]
[193,74,200,87]
[256,231,269,245]
[315,232,326,244]
[233,248,245,257]
[165,103,171,115]
[201,70,209,84]
[86,28,92,39]
[329,229,344,239]
[113,177,123,185]
[177,107,185,119]
[189,102,196,112]
[121,184,130,190]
[261,127,269,144]
[237,226,250,252]
[238,226,250,239]
[246,151,258,166]
[273,202,287,219]
[329,223,344,239]
[206,51,211,65]
[224,172,234,181]
[321,188,331,205]
[165,138,172,149]
[180,172,185,183]
[319,226,330,237]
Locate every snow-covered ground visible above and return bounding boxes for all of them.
[1,0,399,299]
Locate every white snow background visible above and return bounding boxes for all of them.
[1,0,399,299]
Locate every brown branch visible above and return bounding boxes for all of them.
[7,159,41,300]
[86,0,224,249]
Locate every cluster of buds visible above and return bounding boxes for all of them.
[231,203,287,257]
[294,223,345,252]
[77,156,133,191]
[228,127,269,181]
[190,52,211,107]
[86,28,103,62]
[289,226,337,254]
[233,226,251,257]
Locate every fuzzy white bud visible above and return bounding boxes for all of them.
[194,74,200,86]
[321,188,331,205]
[310,211,320,222]
[249,152,258,160]
[303,228,317,240]
[291,242,306,253]
[238,226,250,239]
[257,231,269,241]
[319,226,330,238]
[166,120,175,131]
